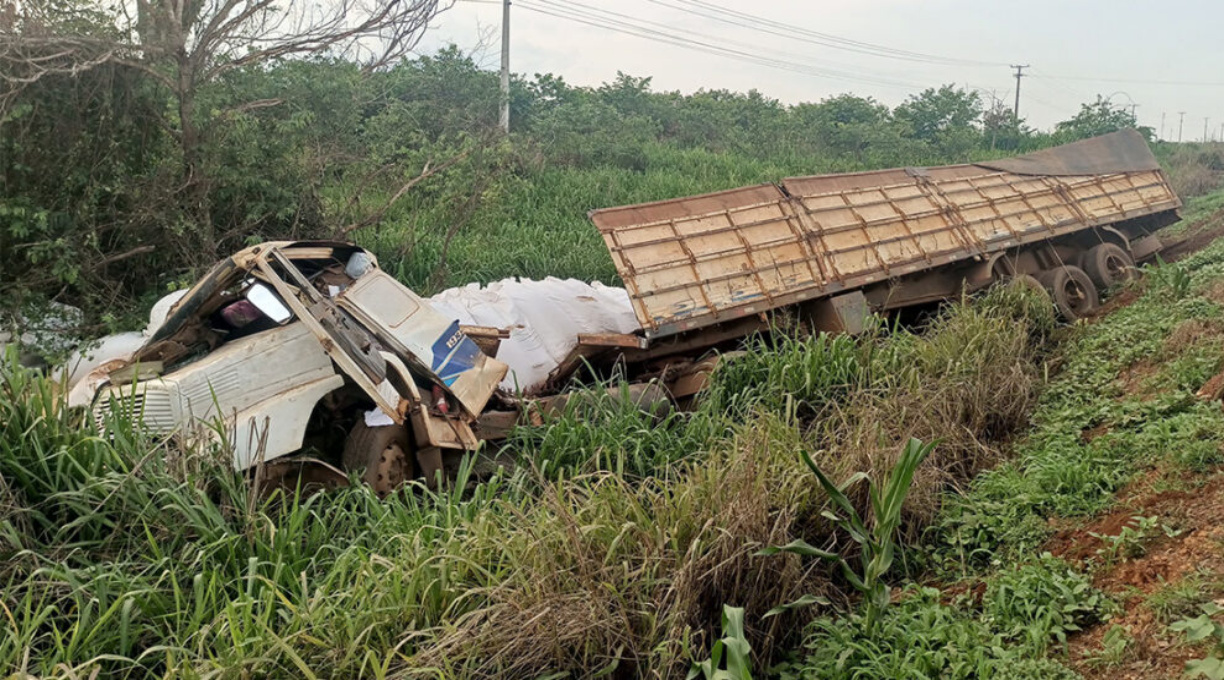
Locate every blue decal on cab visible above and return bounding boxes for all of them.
[430,321,482,386]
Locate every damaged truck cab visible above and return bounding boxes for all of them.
[91,241,508,495]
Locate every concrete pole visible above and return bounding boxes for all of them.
[499,0,510,133]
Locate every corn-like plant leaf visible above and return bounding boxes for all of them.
[763,594,832,618]
[757,539,838,561]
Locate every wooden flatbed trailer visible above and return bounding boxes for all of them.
[555,130,1182,397]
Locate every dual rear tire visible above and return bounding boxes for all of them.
[1080,243,1137,291]
[1011,244,1135,322]
[1036,265,1100,321]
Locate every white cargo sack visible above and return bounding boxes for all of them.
[429,277,639,394]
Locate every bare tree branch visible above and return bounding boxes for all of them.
[335,150,471,238]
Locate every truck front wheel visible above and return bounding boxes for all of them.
[342,421,412,497]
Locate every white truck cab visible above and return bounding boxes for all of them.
[91,241,509,495]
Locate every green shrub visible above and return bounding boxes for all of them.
[982,554,1108,654]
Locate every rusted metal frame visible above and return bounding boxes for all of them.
[786,171,993,202]
[667,217,720,320]
[781,174,1164,234]
[646,250,969,339]
[911,176,983,257]
[576,332,650,349]
[837,193,892,276]
[791,198,845,284]
[800,198,948,226]
[821,231,963,257]
[793,173,1005,217]
[605,213,804,253]
[727,219,779,310]
[631,191,1181,295]
[268,249,325,303]
[605,229,654,332]
[1010,179,1061,237]
[1042,177,1094,228]
[636,253,824,298]
[625,233,844,277]
[779,199,828,285]
[621,316,770,363]
[1116,172,1157,212]
[601,197,791,233]
[254,255,402,422]
[878,184,933,266]
[797,194,1090,242]
[969,176,1170,240]
[611,227,802,261]
[968,176,1023,243]
[643,201,1182,340]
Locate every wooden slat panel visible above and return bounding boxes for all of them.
[591,164,1180,338]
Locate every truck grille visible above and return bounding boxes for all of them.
[93,387,177,434]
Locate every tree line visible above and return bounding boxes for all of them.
[0,0,1159,336]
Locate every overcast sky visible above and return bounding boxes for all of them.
[417,0,1224,140]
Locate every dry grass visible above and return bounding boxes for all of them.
[409,420,821,678]
[403,286,1054,678]
[1163,319,1218,354]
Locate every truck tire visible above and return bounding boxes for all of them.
[1037,266,1100,321]
[1080,243,1136,291]
[1008,274,1051,301]
[342,421,412,497]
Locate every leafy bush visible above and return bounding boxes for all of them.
[778,584,1082,680]
[982,554,1108,653]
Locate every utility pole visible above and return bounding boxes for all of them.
[1010,64,1028,123]
[1178,111,1186,142]
[1160,112,1166,141]
[499,0,510,133]
[1206,117,1211,143]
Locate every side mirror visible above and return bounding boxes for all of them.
[246,283,292,324]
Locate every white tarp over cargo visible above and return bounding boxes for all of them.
[429,277,639,393]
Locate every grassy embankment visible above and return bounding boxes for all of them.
[4,178,1224,678]
[1,256,1056,675]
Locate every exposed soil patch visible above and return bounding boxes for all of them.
[1198,369,1224,401]
[1161,211,1224,263]
[1049,467,1224,679]
[1087,285,1144,321]
[1117,359,1161,399]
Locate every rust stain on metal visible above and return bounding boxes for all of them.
[589,130,1182,339]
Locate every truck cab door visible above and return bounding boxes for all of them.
[334,269,508,417]
[255,249,403,421]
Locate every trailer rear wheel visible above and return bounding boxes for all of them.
[343,421,412,497]
[1008,274,1050,300]
[1037,266,1100,321]
[1081,243,1136,291]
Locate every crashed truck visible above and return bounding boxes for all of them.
[79,130,1183,494]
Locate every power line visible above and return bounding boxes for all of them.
[515,0,932,91]
[645,0,1004,68]
[529,0,930,88]
[1031,73,1224,88]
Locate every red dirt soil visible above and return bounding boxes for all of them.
[1161,214,1224,263]
[1049,467,1224,678]
[1042,224,1224,678]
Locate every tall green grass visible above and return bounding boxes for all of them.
[0,274,1060,678]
